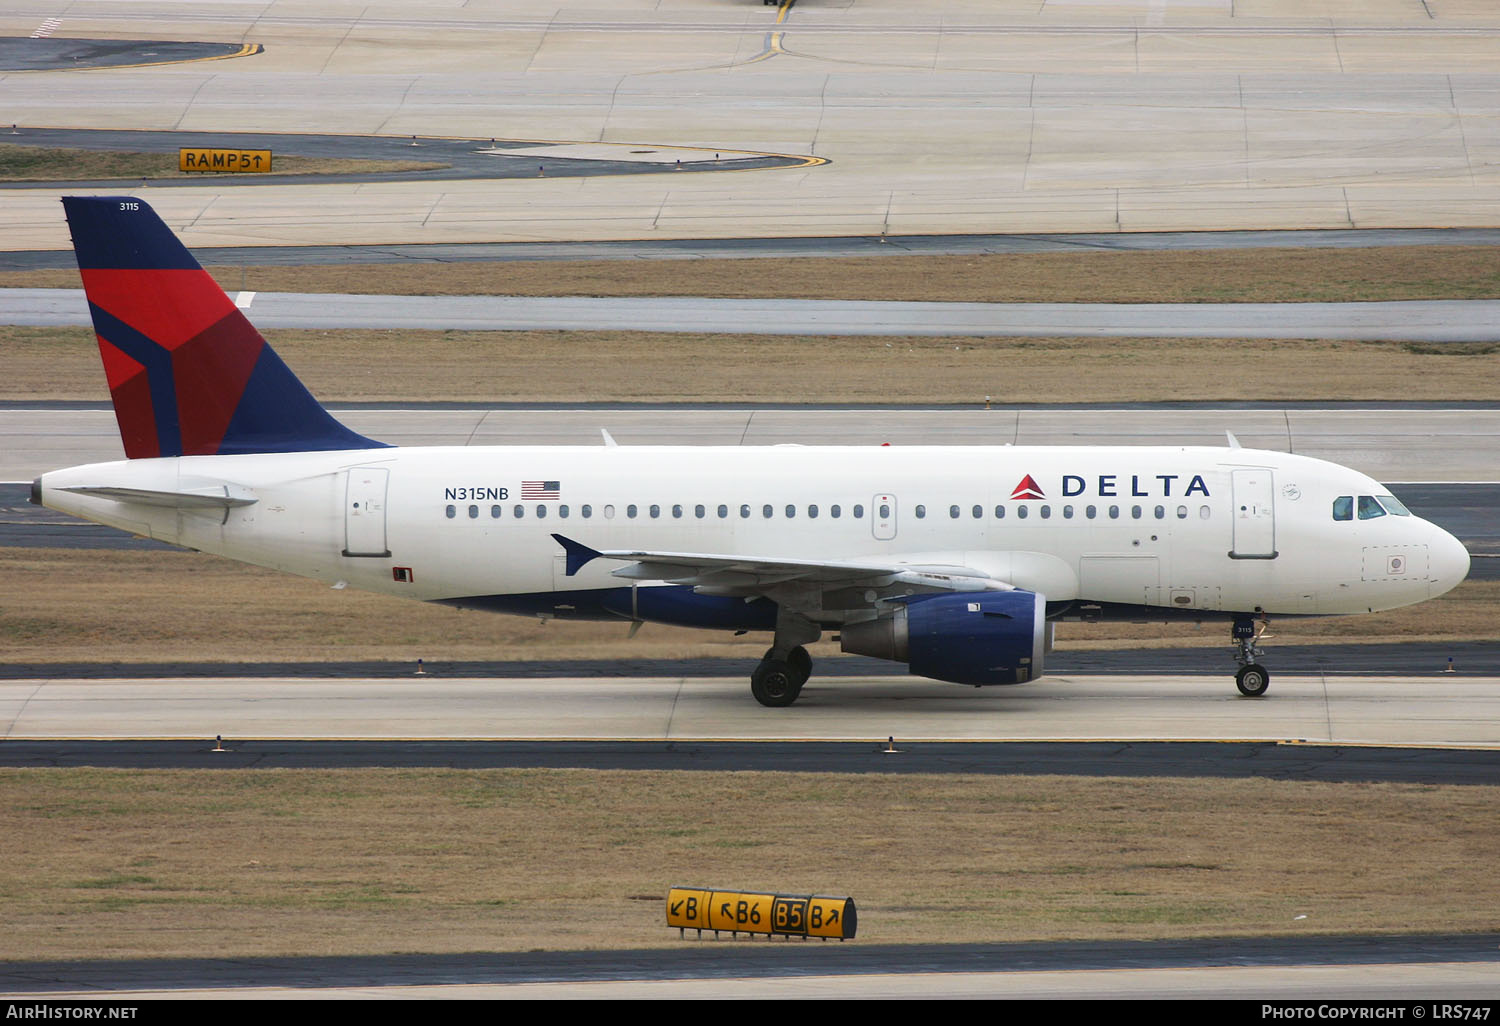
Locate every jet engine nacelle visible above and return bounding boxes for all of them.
[839,590,1047,685]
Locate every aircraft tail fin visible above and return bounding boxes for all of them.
[61,196,385,459]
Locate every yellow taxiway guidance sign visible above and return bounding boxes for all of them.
[179,148,273,173]
[667,887,857,941]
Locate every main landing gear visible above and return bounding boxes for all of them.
[751,610,819,707]
[1232,616,1271,697]
[752,646,812,707]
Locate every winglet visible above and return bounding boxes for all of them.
[551,533,603,577]
[1226,430,1242,449]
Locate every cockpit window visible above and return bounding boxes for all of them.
[1332,496,1353,521]
[1377,494,1412,516]
[1357,495,1386,520]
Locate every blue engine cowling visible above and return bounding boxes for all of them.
[839,590,1046,685]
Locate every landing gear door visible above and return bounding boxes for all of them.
[1230,468,1276,559]
[343,466,391,558]
[872,494,897,540]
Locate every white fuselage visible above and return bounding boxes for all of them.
[38,443,1470,626]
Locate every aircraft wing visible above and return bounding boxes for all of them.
[550,533,1012,596]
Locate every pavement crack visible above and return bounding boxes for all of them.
[2,681,46,740]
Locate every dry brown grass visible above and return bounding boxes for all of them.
[2,768,1495,960]
[3,547,1493,665]
[6,325,1499,404]
[6,245,1498,302]
[0,145,446,182]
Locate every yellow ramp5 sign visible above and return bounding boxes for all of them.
[179,148,273,173]
[666,887,856,940]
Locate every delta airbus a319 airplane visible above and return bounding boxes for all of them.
[34,197,1471,706]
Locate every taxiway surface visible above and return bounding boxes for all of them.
[4,0,1500,249]
[9,287,1500,342]
[6,675,1498,748]
[6,934,1497,1000]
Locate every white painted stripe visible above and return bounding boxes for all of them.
[234,291,255,309]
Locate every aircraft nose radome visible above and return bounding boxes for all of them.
[1430,526,1471,596]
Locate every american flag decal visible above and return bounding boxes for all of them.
[521,480,561,500]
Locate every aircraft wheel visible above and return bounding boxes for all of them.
[1235,664,1270,697]
[752,658,803,707]
[787,645,812,687]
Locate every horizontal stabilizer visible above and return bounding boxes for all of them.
[59,484,257,511]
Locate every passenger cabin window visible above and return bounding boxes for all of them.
[972,505,982,519]
[672,504,683,518]
[785,504,796,518]
[763,504,773,518]
[627,504,637,518]
[1039,505,1051,519]
[854,505,865,518]
[915,505,926,519]
[491,504,502,519]
[535,505,547,519]
[581,504,592,518]
[831,505,842,518]
[1333,496,1353,521]
[694,504,705,519]
[1017,505,1029,519]
[650,505,660,519]
[741,504,751,518]
[558,505,569,518]
[1357,495,1387,520]
[949,505,960,519]
[995,505,1005,519]
[513,504,524,518]
[468,505,478,518]
[445,504,456,519]
[808,505,819,518]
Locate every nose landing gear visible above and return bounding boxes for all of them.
[1232,616,1271,697]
